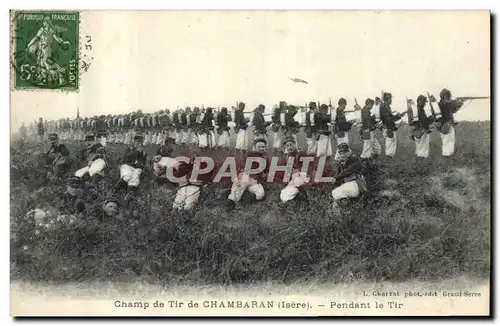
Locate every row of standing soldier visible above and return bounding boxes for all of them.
[23,88,471,160]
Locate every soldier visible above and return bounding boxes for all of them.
[180,107,191,147]
[115,134,148,193]
[380,92,404,158]
[37,117,45,143]
[360,98,382,160]
[74,135,108,185]
[271,102,285,153]
[304,102,318,155]
[408,95,435,159]
[234,102,250,153]
[46,133,72,178]
[333,98,357,161]
[173,109,182,144]
[278,136,316,204]
[19,123,27,141]
[216,107,231,149]
[316,104,333,157]
[283,105,300,150]
[437,88,465,157]
[252,104,269,141]
[190,107,200,148]
[198,107,217,151]
[223,138,269,212]
[152,136,178,181]
[331,143,367,211]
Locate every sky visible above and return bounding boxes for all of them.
[10,10,490,130]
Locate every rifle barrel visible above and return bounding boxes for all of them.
[456,96,489,100]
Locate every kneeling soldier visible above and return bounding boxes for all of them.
[331,143,367,210]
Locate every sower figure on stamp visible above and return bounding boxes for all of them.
[331,143,367,212]
[115,134,148,195]
[216,107,231,150]
[252,104,270,142]
[436,88,465,158]
[316,104,333,158]
[223,138,270,212]
[304,102,319,155]
[360,98,381,161]
[407,95,435,160]
[380,92,404,158]
[234,102,250,154]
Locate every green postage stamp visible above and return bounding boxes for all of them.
[11,11,79,91]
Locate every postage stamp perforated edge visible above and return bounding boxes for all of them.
[9,10,81,93]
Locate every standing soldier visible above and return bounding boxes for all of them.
[173,109,182,145]
[19,123,27,142]
[304,102,319,155]
[189,107,200,148]
[216,107,231,149]
[380,92,404,158]
[37,117,45,143]
[436,88,465,157]
[198,107,217,151]
[407,95,435,159]
[271,103,285,154]
[333,98,357,160]
[234,102,250,153]
[179,107,190,148]
[252,104,269,141]
[360,98,381,160]
[283,105,300,151]
[316,104,333,157]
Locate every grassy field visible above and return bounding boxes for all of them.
[10,122,491,285]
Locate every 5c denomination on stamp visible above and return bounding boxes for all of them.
[11,11,79,91]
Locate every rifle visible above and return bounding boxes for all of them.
[455,96,490,101]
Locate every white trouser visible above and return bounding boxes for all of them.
[124,130,132,145]
[173,185,201,211]
[317,134,333,157]
[75,158,106,178]
[198,131,216,148]
[235,129,248,150]
[152,156,178,177]
[415,132,430,158]
[175,131,182,143]
[228,174,265,202]
[280,172,309,203]
[335,132,349,145]
[331,180,360,201]
[306,137,318,155]
[273,130,284,149]
[100,136,107,147]
[217,131,231,148]
[360,131,382,158]
[440,125,455,157]
[383,129,397,157]
[181,130,191,144]
[120,164,142,187]
[190,130,199,145]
